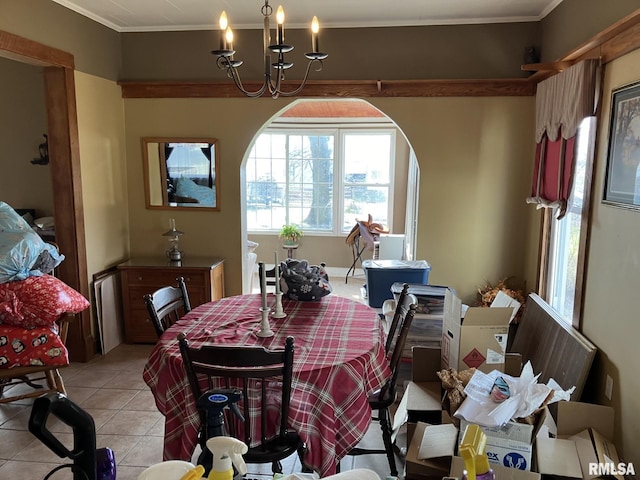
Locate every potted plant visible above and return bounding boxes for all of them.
[279,224,303,246]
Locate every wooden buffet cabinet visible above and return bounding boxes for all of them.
[118,257,225,343]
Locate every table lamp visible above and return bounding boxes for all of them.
[163,218,184,261]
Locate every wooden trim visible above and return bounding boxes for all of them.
[119,78,536,99]
[537,208,551,297]
[528,8,640,82]
[1,29,92,362]
[44,67,94,361]
[0,30,74,68]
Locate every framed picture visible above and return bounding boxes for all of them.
[604,82,640,209]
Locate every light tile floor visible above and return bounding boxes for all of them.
[0,267,406,479]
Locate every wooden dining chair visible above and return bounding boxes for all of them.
[177,333,307,475]
[345,299,417,476]
[143,277,191,338]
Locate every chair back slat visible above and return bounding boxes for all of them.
[381,296,417,399]
[385,283,410,354]
[144,277,191,337]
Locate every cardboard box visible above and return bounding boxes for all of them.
[406,421,454,479]
[458,412,546,472]
[450,456,541,480]
[442,288,513,373]
[536,401,624,480]
[407,346,443,424]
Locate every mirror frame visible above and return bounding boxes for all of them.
[142,137,221,211]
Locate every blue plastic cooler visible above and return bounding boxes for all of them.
[362,259,431,308]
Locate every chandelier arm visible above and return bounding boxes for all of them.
[228,66,269,98]
[270,58,321,97]
[217,56,268,98]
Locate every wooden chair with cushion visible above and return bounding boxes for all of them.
[177,333,307,475]
[0,314,72,403]
[0,242,73,403]
[144,276,191,338]
[345,298,417,476]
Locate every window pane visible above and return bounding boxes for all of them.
[246,127,392,235]
[344,133,391,183]
[547,118,593,323]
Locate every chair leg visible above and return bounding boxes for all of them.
[378,407,398,477]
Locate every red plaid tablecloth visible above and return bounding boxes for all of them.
[142,293,391,477]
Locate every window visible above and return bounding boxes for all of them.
[545,117,595,325]
[246,126,395,234]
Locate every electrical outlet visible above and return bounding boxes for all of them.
[605,375,613,400]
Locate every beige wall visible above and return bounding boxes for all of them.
[372,97,538,303]
[124,96,535,302]
[0,58,53,216]
[581,48,640,465]
[75,71,129,281]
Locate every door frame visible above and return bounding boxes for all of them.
[0,30,93,361]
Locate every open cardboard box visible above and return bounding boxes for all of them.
[457,408,547,472]
[442,289,514,373]
[536,401,624,480]
[406,421,455,479]
[450,456,541,480]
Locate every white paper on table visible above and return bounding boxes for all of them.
[417,424,458,460]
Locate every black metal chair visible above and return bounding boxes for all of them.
[177,334,307,475]
[143,276,191,338]
[345,298,417,476]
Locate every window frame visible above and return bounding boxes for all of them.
[246,122,396,236]
[538,117,596,328]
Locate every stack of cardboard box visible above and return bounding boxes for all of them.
[399,289,622,480]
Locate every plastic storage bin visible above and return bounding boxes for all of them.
[362,259,431,308]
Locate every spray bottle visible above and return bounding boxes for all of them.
[205,437,248,480]
[460,424,495,480]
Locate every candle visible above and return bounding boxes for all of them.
[259,261,267,309]
[170,218,176,230]
[219,11,228,50]
[276,5,285,45]
[274,251,280,294]
[225,27,234,59]
[311,16,319,53]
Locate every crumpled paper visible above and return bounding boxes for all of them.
[454,361,575,427]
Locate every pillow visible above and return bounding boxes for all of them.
[280,259,332,301]
[175,177,215,206]
[0,275,90,328]
[0,202,64,282]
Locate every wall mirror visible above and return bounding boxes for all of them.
[142,137,220,211]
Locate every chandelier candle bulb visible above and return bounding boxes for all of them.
[219,11,228,50]
[276,5,285,45]
[225,27,234,58]
[311,16,319,53]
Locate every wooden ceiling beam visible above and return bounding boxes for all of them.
[119,78,535,99]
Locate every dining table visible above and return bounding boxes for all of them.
[142,292,392,477]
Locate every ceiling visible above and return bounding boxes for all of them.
[51,0,564,33]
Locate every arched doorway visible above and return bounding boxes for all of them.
[240,98,419,293]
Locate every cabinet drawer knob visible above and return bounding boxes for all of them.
[138,276,143,281]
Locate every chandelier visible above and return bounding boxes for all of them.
[211,0,328,98]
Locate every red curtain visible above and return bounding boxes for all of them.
[530,130,577,218]
[527,60,598,219]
